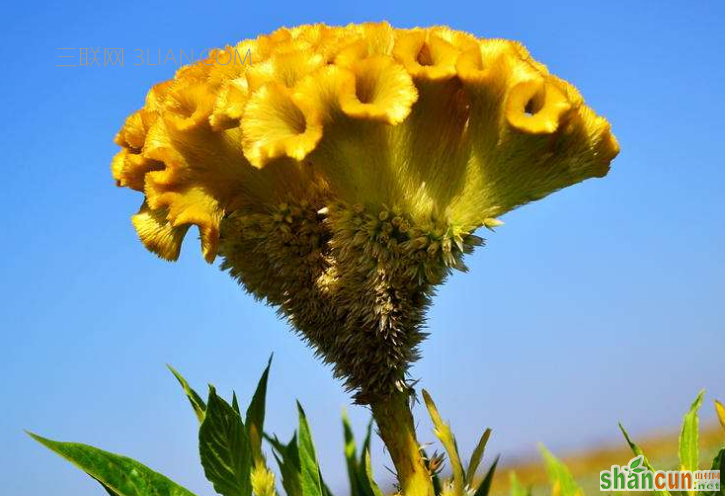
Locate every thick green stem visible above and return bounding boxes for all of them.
[370,390,433,496]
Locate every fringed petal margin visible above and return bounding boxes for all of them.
[505,78,572,135]
[210,77,250,131]
[393,29,461,81]
[241,82,323,167]
[132,202,190,261]
[338,56,418,125]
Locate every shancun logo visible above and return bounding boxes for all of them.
[600,455,720,491]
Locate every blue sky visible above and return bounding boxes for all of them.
[1,1,723,495]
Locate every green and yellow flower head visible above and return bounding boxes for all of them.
[112,22,618,402]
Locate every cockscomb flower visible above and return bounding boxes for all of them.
[112,22,618,403]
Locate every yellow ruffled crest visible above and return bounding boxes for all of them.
[133,83,254,262]
[505,78,572,135]
[111,149,163,191]
[455,39,518,85]
[334,22,394,67]
[132,202,190,261]
[112,21,618,269]
[114,110,147,150]
[210,77,249,131]
[144,80,173,112]
[246,48,325,91]
[337,56,418,124]
[206,41,255,84]
[393,29,462,81]
[163,78,217,132]
[241,81,323,167]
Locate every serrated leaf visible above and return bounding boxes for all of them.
[28,432,197,496]
[474,456,499,496]
[297,402,323,496]
[423,389,466,494]
[715,400,725,434]
[618,423,671,496]
[679,390,704,473]
[199,387,252,496]
[539,446,580,496]
[247,356,273,466]
[168,364,206,423]
[467,428,492,483]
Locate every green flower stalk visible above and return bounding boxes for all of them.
[371,390,432,496]
[110,22,619,492]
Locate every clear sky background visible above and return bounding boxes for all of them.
[1,1,723,495]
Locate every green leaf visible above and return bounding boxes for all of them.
[264,433,287,454]
[269,433,303,496]
[361,450,384,496]
[354,420,377,496]
[167,364,206,423]
[28,432,197,496]
[199,387,252,496]
[630,456,642,469]
[341,410,357,463]
[360,420,373,458]
[247,355,273,465]
[431,469,442,496]
[467,428,492,483]
[705,449,724,496]
[618,423,671,496]
[473,456,499,496]
[320,474,336,496]
[539,446,580,496]
[679,390,704,473]
[509,472,531,496]
[342,410,364,496]
[297,402,323,496]
[718,450,724,496]
[423,389,466,494]
[98,482,122,496]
